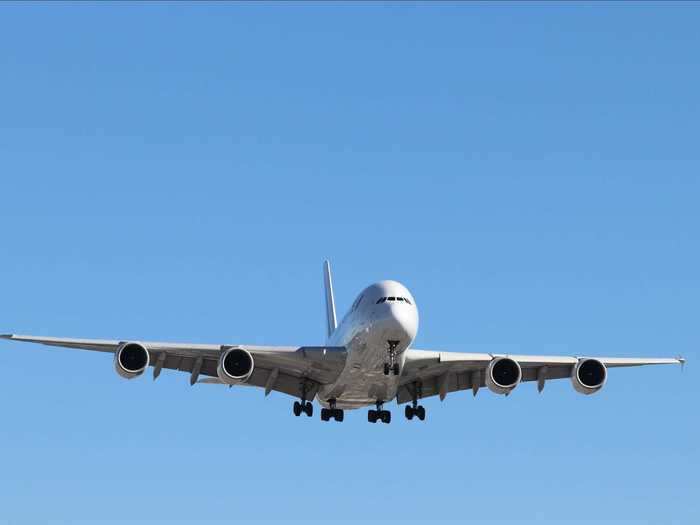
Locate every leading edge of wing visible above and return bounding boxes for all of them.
[0,333,120,352]
[0,333,346,358]
[406,349,685,368]
[506,354,685,368]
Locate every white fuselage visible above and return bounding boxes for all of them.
[317,280,419,409]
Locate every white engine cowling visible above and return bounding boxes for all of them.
[217,348,254,384]
[486,356,522,395]
[114,342,150,379]
[571,358,607,395]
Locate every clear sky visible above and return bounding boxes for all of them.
[0,3,698,523]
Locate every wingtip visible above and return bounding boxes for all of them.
[0,334,12,339]
[677,355,686,372]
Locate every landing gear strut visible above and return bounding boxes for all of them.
[368,401,391,424]
[293,381,313,417]
[405,383,426,421]
[384,340,401,376]
[321,399,344,422]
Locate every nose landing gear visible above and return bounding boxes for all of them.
[384,340,401,376]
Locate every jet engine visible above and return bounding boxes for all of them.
[486,356,522,395]
[571,358,607,395]
[217,347,255,384]
[114,342,150,379]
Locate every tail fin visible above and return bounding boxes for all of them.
[323,260,338,337]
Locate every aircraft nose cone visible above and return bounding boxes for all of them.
[379,303,418,345]
[395,306,418,340]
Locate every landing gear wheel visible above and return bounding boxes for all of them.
[321,407,343,422]
[296,379,313,419]
[405,405,414,420]
[405,400,426,421]
[392,363,400,376]
[370,401,391,424]
[383,363,390,376]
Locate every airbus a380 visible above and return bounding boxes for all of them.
[2,262,685,424]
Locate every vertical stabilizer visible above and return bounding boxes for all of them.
[323,260,338,337]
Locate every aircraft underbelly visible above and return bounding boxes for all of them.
[318,321,408,410]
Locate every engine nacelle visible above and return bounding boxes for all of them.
[486,356,522,395]
[114,342,150,379]
[217,347,254,384]
[571,358,607,395]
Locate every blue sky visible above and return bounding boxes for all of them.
[0,3,698,523]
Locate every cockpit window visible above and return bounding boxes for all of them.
[376,296,413,305]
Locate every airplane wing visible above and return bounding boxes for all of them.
[397,349,684,404]
[0,334,347,400]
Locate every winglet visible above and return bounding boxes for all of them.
[0,334,12,339]
[323,260,338,338]
[678,355,686,372]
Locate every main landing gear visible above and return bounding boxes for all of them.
[383,340,400,376]
[405,383,426,421]
[293,400,313,417]
[320,399,344,422]
[368,401,391,424]
[293,380,313,417]
[405,404,425,421]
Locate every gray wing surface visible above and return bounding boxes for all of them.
[397,349,684,404]
[0,334,347,400]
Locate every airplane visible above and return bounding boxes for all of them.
[1,261,685,424]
